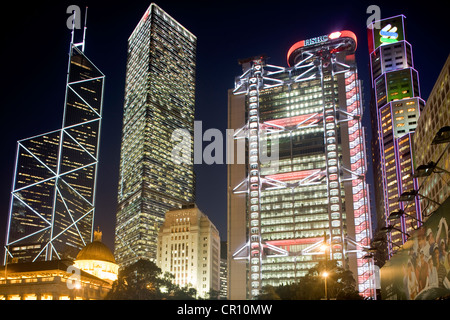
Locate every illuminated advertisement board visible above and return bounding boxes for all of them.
[380,197,450,300]
[371,15,406,52]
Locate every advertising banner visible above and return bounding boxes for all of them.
[381,197,450,300]
[369,15,406,52]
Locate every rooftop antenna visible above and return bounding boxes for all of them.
[82,7,88,52]
[70,7,76,49]
[71,6,88,52]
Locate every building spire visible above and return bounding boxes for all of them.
[82,6,88,52]
[94,227,102,242]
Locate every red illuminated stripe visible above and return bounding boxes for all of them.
[286,40,305,67]
[264,113,322,128]
[287,30,357,66]
[266,238,323,247]
[265,169,321,182]
[339,30,358,50]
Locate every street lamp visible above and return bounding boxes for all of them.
[372,234,403,250]
[413,161,450,178]
[399,190,441,206]
[388,209,424,224]
[320,243,329,253]
[322,271,329,300]
[379,225,410,237]
[431,126,450,145]
[364,246,379,253]
[362,253,374,259]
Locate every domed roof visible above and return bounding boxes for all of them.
[76,241,116,263]
[76,229,116,264]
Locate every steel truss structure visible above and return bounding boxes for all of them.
[4,36,104,263]
[231,33,375,299]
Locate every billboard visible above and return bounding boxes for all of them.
[380,196,450,300]
[369,15,406,53]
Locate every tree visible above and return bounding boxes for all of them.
[256,260,363,300]
[205,289,220,300]
[257,285,281,300]
[105,259,197,300]
[307,259,363,300]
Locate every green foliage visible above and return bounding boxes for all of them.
[256,260,364,300]
[105,259,197,300]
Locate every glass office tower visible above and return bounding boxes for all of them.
[228,31,375,299]
[368,15,423,257]
[4,43,104,263]
[115,3,196,267]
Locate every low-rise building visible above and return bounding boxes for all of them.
[157,204,220,298]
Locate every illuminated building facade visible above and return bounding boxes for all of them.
[74,229,119,284]
[4,38,104,263]
[0,260,112,300]
[156,204,220,298]
[368,15,423,255]
[115,3,196,267]
[228,31,374,299]
[219,241,228,299]
[0,231,117,300]
[413,55,450,217]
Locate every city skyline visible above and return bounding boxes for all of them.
[1,0,448,257]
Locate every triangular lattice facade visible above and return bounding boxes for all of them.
[4,45,104,263]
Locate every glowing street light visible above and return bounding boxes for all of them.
[320,243,329,252]
[322,271,329,300]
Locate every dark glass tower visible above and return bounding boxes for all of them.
[115,3,196,267]
[4,42,104,263]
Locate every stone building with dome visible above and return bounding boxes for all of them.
[74,229,119,284]
[0,229,118,300]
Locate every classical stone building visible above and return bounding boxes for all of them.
[0,230,118,300]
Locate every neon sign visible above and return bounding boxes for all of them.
[305,35,328,46]
[379,24,399,44]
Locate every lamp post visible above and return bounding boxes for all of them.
[322,271,329,300]
[409,126,450,215]
[388,208,424,224]
[379,225,410,238]
[399,190,442,206]
[413,162,450,178]
[320,232,330,300]
[431,126,450,145]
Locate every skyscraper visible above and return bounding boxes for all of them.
[413,55,450,217]
[115,3,196,267]
[228,31,374,299]
[4,37,104,263]
[368,15,423,256]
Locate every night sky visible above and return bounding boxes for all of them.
[0,0,448,254]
